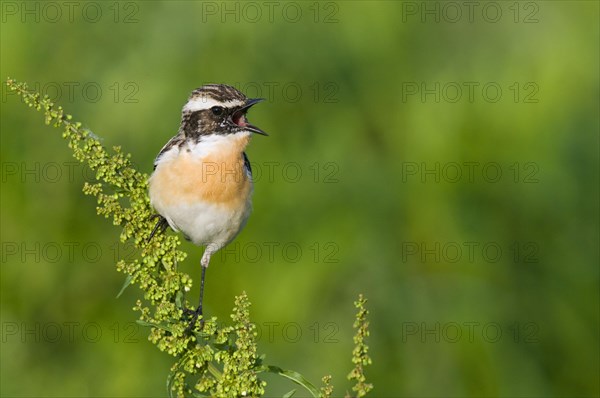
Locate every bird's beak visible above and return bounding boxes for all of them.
[232,98,268,136]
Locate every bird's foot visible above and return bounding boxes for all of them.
[184,306,205,331]
[147,215,168,243]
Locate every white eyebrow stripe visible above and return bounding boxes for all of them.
[182,97,245,112]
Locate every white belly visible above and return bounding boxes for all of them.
[153,196,252,249]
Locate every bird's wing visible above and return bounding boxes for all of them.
[153,134,185,170]
[243,151,252,179]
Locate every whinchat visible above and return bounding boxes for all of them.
[148,84,266,325]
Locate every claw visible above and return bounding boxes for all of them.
[184,306,205,332]
[148,215,169,242]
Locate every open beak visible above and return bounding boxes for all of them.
[231,98,268,136]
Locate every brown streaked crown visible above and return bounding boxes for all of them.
[188,84,248,105]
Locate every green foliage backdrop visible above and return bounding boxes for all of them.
[1,1,598,397]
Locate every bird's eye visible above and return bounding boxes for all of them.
[211,106,224,116]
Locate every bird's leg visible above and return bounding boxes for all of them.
[187,245,216,330]
[147,215,169,243]
[193,266,207,325]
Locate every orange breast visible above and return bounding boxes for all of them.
[150,135,252,211]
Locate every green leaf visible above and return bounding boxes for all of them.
[263,365,320,398]
[175,289,184,309]
[116,274,133,298]
[166,364,179,398]
[283,389,297,398]
[136,319,155,327]
[136,319,173,333]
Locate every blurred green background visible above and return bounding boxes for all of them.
[1,1,598,397]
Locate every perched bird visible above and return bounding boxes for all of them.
[148,84,266,325]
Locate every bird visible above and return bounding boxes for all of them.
[148,84,267,327]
